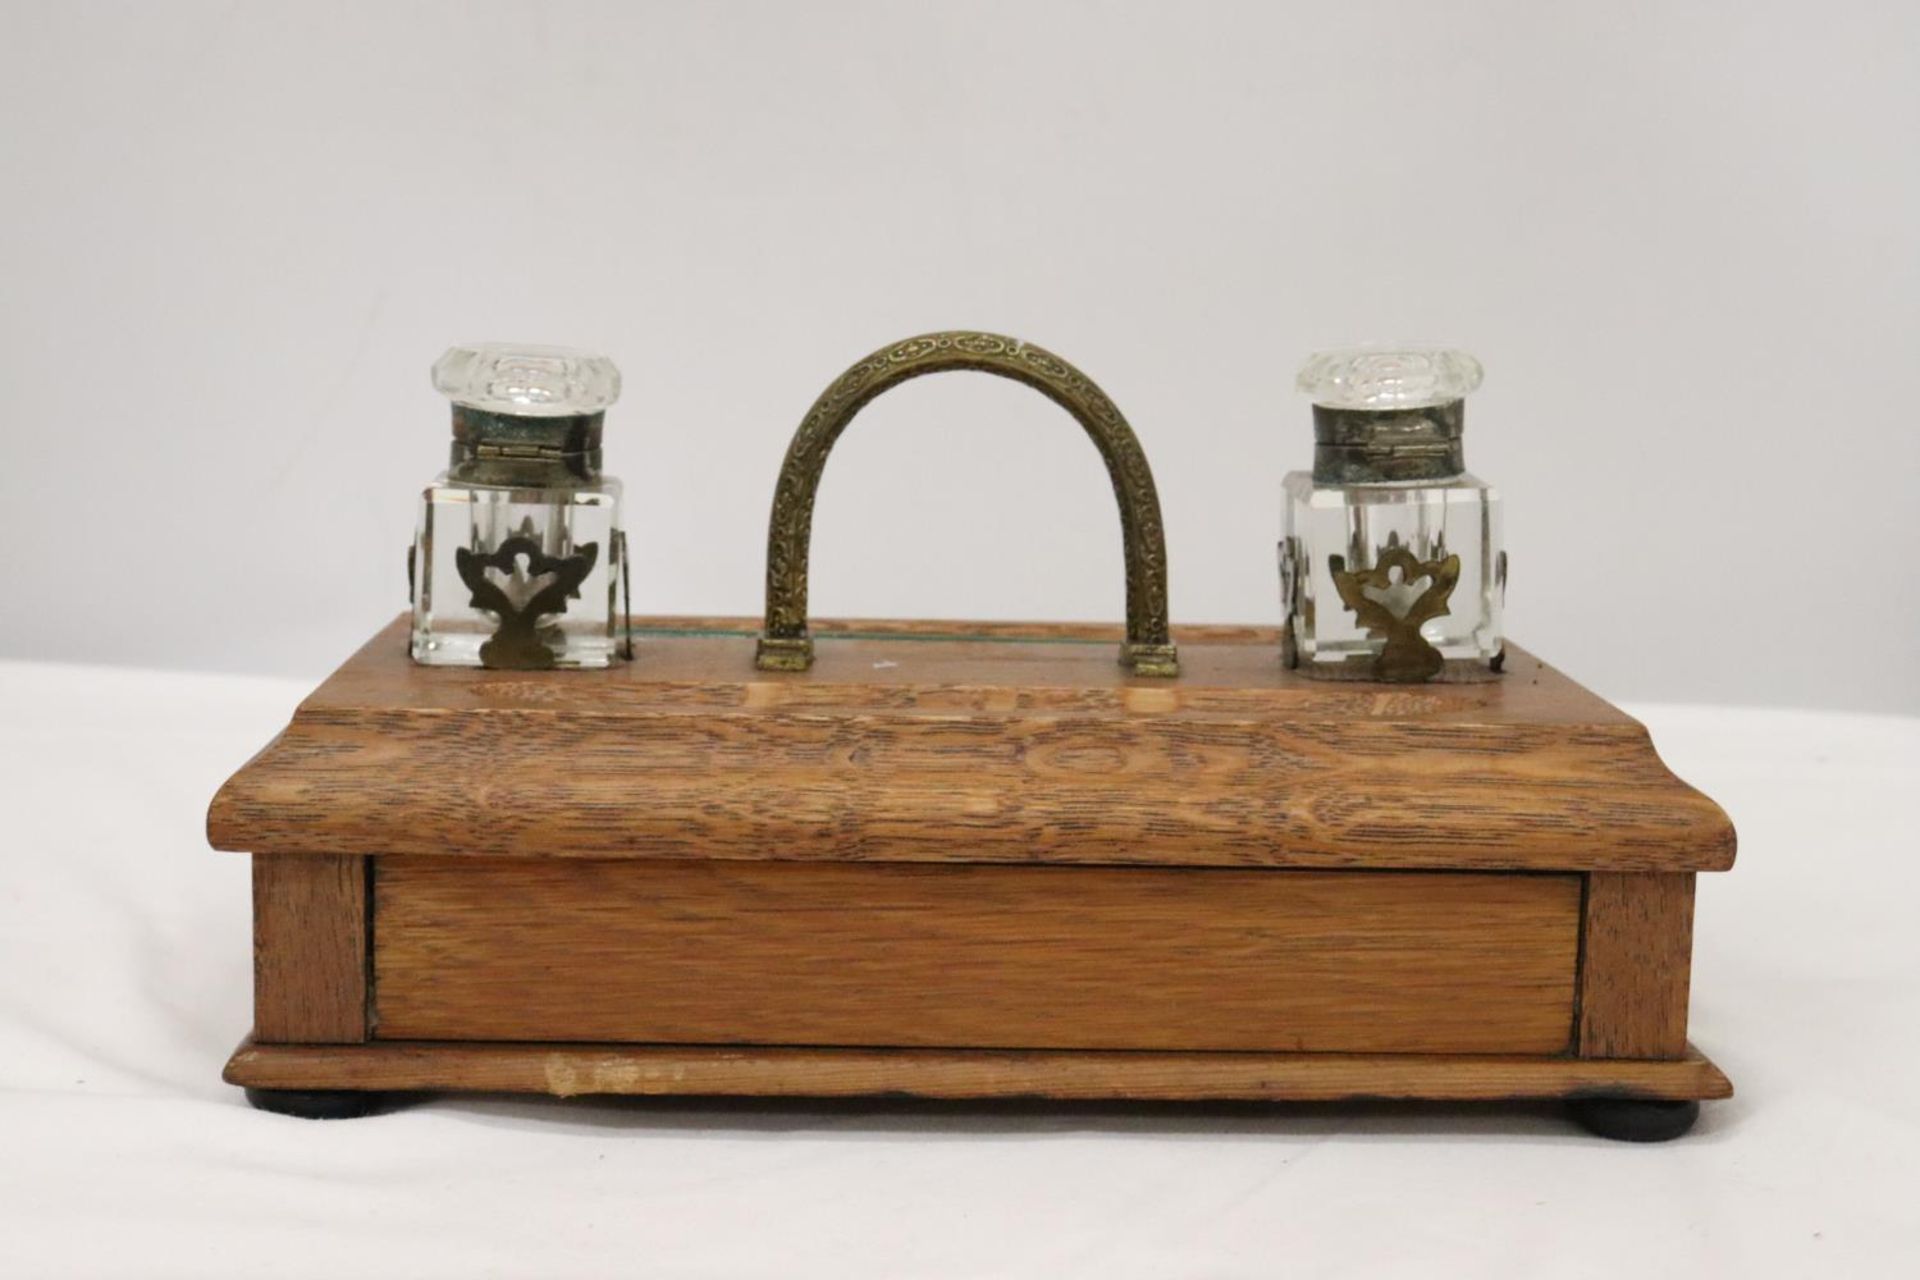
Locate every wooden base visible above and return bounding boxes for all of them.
[224,1037,1731,1105]
[214,619,1738,1142]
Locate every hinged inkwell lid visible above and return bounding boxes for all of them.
[431,343,623,487]
[1295,345,1483,485]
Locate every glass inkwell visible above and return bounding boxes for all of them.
[409,344,629,669]
[1280,346,1504,682]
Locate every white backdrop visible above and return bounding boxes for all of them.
[3,1,1916,712]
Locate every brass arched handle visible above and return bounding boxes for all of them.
[755,331,1178,676]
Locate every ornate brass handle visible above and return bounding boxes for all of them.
[755,331,1178,676]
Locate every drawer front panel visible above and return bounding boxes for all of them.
[373,859,1578,1054]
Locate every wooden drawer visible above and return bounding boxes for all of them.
[371,859,1579,1054]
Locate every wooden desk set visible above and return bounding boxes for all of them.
[209,334,1735,1140]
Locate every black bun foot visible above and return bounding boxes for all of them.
[1567,1097,1701,1142]
[244,1087,391,1120]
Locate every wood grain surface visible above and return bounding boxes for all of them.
[224,1037,1734,1102]
[252,854,366,1043]
[372,858,1580,1053]
[1578,872,1696,1058]
[207,616,1736,872]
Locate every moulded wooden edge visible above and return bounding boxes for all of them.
[222,1037,1733,1104]
[206,617,1737,874]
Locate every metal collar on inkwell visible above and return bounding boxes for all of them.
[448,406,604,486]
[1312,399,1466,484]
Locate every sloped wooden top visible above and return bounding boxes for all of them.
[207,616,1735,872]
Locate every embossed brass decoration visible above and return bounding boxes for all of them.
[754,330,1178,676]
[1329,535,1460,682]
[455,534,600,670]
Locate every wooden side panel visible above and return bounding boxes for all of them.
[224,1038,1735,1103]
[373,859,1580,1054]
[252,854,367,1043]
[1578,872,1694,1059]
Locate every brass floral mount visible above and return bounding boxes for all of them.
[754,330,1178,676]
[1328,534,1460,682]
[455,533,600,670]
